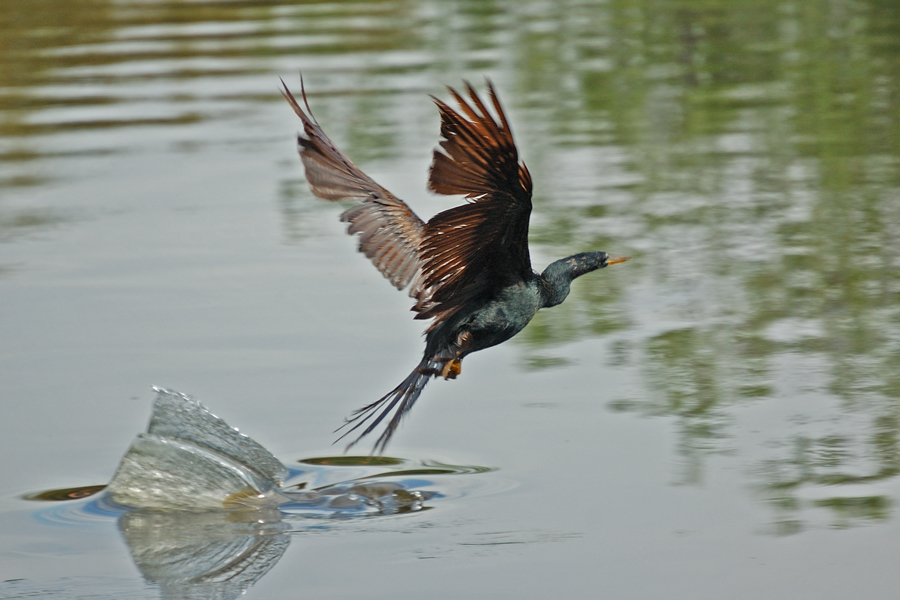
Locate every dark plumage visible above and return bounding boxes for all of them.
[282,78,630,453]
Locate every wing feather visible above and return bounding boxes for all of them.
[419,81,533,323]
[283,78,534,327]
[281,79,425,292]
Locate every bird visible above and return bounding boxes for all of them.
[282,77,630,453]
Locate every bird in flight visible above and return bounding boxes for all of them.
[282,77,630,453]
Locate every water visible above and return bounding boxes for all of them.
[2,0,900,597]
[14,389,493,599]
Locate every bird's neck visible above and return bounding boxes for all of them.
[539,252,609,308]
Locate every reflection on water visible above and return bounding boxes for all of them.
[2,0,900,541]
[120,509,289,600]
[24,484,107,501]
[570,0,900,533]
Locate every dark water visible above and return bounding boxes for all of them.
[2,0,900,598]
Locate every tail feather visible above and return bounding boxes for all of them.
[336,359,439,454]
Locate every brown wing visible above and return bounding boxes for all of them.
[281,79,424,292]
[417,80,533,322]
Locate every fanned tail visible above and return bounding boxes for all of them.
[336,358,442,454]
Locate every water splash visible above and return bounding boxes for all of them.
[103,387,289,510]
[22,388,499,600]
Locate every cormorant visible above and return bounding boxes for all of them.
[282,78,630,453]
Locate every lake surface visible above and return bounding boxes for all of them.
[2,0,900,598]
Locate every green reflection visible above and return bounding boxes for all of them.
[299,455,495,477]
[499,0,900,532]
[24,484,106,501]
[0,0,422,236]
[300,455,404,467]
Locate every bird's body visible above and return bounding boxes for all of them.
[429,276,544,363]
[282,78,629,453]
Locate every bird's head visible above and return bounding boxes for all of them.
[540,251,631,307]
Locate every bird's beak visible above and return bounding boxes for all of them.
[606,256,631,266]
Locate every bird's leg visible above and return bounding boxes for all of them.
[415,356,457,378]
[424,330,471,379]
[440,330,472,380]
[441,358,462,380]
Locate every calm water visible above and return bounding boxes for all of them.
[2,0,900,598]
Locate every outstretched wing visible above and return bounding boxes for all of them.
[417,80,533,323]
[281,79,424,291]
